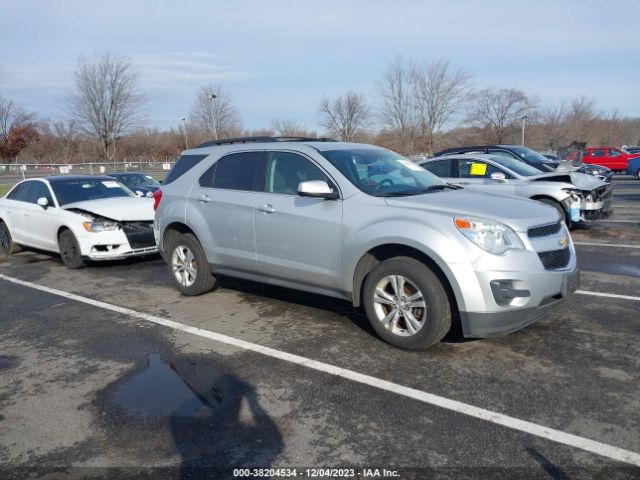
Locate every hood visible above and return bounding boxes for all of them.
[63,197,155,221]
[384,189,560,232]
[553,160,580,172]
[527,171,606,190]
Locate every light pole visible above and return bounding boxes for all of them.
[207,93,218,140]
[181,117,189,149]
[521,115,528,146]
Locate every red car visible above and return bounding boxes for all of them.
[581,147,640,172]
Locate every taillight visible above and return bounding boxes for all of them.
[153,189,163,211]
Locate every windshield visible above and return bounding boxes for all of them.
[51,179,135,206]
[488,156,544,177]
[509,146,553,164]
[115,174,161,188]
[319,148,445,196]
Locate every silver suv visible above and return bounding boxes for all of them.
[154,138,579,350]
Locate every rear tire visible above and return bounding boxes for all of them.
[0,221,21,255]
[362,256,451,350]
[538,198,572,230]
[166,232,215,295]
[635,169,640,180]
[58,229,86,269]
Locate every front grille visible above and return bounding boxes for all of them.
[538,248,571,270]
[528,222,562,238]
[120,221,156,249]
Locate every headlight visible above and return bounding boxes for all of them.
[454,217,524,254]
[83,221,119,232]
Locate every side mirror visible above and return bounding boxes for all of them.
[135,190,144,197]
[490,172,506,182]
[297,180,339,200]
[37,197,49,209]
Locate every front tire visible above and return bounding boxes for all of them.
[0,221,22,255]
[58,229,86,269]
[363,256,451,350]
[166,232,215,295]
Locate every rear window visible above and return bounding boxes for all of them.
[164,154,209,185]
[422,159,452,177]
[7,182,32,202]
[211,152,264,191]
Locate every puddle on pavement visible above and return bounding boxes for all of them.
[109,353,232,419]
[0,355,18,370]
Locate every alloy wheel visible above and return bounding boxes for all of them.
[372,275,427,336]
[172,245,197,287]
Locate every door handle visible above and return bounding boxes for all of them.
[197,195,211,203]
[24,212,29,216]
[258,204,276,214]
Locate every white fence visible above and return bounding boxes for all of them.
[0,162,176,186]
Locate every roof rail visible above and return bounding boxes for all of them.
[195,136,337,148]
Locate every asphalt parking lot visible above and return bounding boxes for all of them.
[1,175,639,479]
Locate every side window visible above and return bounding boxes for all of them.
[607,149,621,157]
[7,182,32,202]
[591,149,605,157]
[211,151,264,191]
[27,182,54,205]
[422,159,453,177]
[265,152,331,195]
[458,160,504,179]
[164,154,209,185]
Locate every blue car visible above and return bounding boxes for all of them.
[625,157,640,179]
[108,172,162,197]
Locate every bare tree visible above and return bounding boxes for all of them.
[376,56,418,152]
[318,90,369,141]
[270,118,316,137]
[539,102,570,150]
[68,53,144,160]
[191,84,241,140]
[466,87,533,143]
[566,96,599,141]
[0,95,34,146]
[411,60,471,153]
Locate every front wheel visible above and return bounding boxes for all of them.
[362,256,451,350]
[166,232,215,295]
[635,169,640,180]
[0,221,22,255]
[58,229,86,269]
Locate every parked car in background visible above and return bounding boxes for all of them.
[0,176,157,268]
[582,147,640,172]
[108,172,161,198]
[434,145,612,182]
[623,146,640,155]
[419,154,612,228]
[154,137,578,350]
[626,156,640,179]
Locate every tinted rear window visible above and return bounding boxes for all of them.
[7,182,32,202]
[164,154,209,185]
[212,152,264,191]
[422,159,452,177]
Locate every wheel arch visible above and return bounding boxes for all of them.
[351,243,461,326]
[162,222,197,253]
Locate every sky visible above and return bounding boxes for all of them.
[1,0,639,132]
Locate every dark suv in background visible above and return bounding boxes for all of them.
[434,145,612,182]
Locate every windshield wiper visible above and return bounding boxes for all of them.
[376,184,462,197]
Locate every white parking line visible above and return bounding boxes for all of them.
[577,290,640,302]
[1,272,639,467]
[574,242,640,249]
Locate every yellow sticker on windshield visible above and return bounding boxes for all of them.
[470,163,487,176]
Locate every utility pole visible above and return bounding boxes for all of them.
[181,117,188,149]
[521,115,528,146]
[207,93,218,140]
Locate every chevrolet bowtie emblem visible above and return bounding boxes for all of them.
[559,235,569,248]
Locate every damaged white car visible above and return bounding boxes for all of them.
[419,154,613,228]
[0,176,157,268]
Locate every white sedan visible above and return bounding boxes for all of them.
[0,175,157,268]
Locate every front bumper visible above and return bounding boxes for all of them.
[77,224,158,261]
[460,268,579,338]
